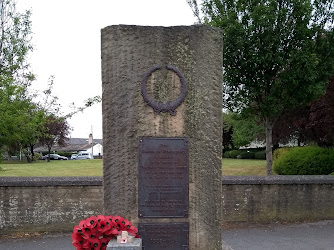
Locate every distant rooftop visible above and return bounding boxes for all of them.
[67,137,103,145]
[34,137,103,153]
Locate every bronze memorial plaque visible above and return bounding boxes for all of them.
[138,223,189,250]
[138,137,189,218]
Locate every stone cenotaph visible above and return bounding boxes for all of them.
[102,25,222,250]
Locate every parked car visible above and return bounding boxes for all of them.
[70,154,78,160]
[42,154,68,160]
[75,152,93,160]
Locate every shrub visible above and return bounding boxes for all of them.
[273,147,294,161]
[223,151,231,158]
[239,151,255,159]
[273,146,334,175]
[33,153,41,161]
[56,151,72,157]
[229,150,242,158]
[255,151,266,160]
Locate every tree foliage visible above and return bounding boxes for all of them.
[193,0,334,174]
[0,0,34,83]
[274,76,334,147]
[223,112,264,149]
[0,0,35,159]
[38,114,70,162]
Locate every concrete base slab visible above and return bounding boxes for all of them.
[107,238,142,250]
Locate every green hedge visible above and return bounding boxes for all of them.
[56,151,72,157]
[273,146,334,175]
[273,147,294,161]
[41,151,72,158]
[239,152,255,159]
[255,151,266,160]
[223,150,241,158]
[223,149,264,159]
[229,150,242,158]
[223,151,231,158]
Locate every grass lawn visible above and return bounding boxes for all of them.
[0,159,103,177]
[0,158,266,177]
[222,158,266,176]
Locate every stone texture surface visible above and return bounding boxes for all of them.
[0,177,333,233]
[0,176,102,186]
[101,25,223,250]
[222,175,334,185]
[222,182,334,223]
[0,179,103,234]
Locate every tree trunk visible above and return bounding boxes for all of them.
[47,148,51,162]
[30,144,35,161]
[265,118,274,175]
[23,146,32,163]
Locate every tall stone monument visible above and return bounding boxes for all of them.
[102,25,222,250]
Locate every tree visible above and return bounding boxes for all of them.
[192,0,334,174]
[223,111,264,149]
[274,76,334,147]
[273,105,309,147]
[0,0,35,158]
[39,114,70,162]
[18,106,46,162]
[222,113,234,150]
[306,76,334,147]
[0,0,33,81]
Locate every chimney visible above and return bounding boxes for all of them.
[89,133,93,144]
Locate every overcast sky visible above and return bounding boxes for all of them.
[17,0,199,139]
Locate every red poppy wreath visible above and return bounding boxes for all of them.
[72,215,139,250]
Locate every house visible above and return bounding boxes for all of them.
[34,134,103,157]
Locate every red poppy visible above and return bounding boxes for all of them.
[72,232,84,239]
[73,225,83,234]
[100,237,111,249]
[112,215,123,224]
[90,238,101,250]
[95,230,104,239]
[123,218,131,227]
[82,230,95,240]
[113,216,125,230]
[135,234,140,238]
[105,215,113,223]
[97,215,106,222]
[127,225,138,235]
[104,219,112,231]
[81,227,92,239]
[85,216,98,229]
[98,219,108,233]
[72,233,85,248]
[78,219,86,229]
[82,239,91,249]
[105,221,118,236]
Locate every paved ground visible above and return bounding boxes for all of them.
[0,220,333,250]
[222,220,334,250]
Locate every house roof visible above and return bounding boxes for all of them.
[34,138,103,153]
[67,138,103,145]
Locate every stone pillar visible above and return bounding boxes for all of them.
[102,25,222,250]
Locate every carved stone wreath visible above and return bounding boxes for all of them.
[141,65,187,115]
